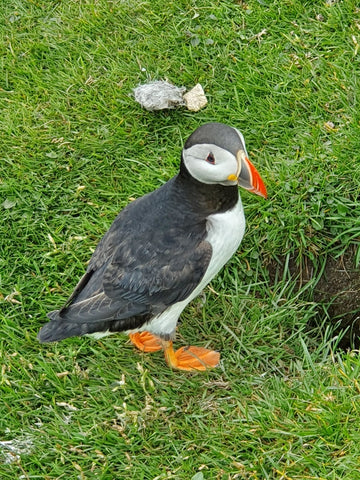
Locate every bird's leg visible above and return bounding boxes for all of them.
[128,331,163,353]
[162,340,220,371]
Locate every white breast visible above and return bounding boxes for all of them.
[144,197,246,337]
[201,196,246,288]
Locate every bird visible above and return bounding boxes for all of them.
[38,122,267,371]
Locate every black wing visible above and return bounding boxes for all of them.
[38,183,212,342]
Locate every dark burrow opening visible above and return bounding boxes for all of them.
[267,244,360,349]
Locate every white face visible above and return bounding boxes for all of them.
[182,129,248,186]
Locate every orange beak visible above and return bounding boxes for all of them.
[236,151,267,199]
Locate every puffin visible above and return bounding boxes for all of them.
[38,123,267,371]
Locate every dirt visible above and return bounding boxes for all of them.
[267,244,360,348]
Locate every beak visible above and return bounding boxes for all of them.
[236,150,267,199]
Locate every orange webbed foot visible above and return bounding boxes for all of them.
[163,341,220,371]
[129,331,163,353]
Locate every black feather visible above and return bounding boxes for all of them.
[38,166,238,343]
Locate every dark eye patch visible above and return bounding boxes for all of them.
[205,152,215,164]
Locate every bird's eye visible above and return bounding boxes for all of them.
[205,152,215,164]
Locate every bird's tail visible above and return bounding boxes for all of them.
[37,310,109,342]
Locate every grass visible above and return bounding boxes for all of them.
[1,0,360,478]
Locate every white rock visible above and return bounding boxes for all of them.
[133,81,186,111]
[183,83,208,112]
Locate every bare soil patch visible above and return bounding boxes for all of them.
[268,245,360,348]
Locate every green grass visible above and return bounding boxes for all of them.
[1,0,360,478]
